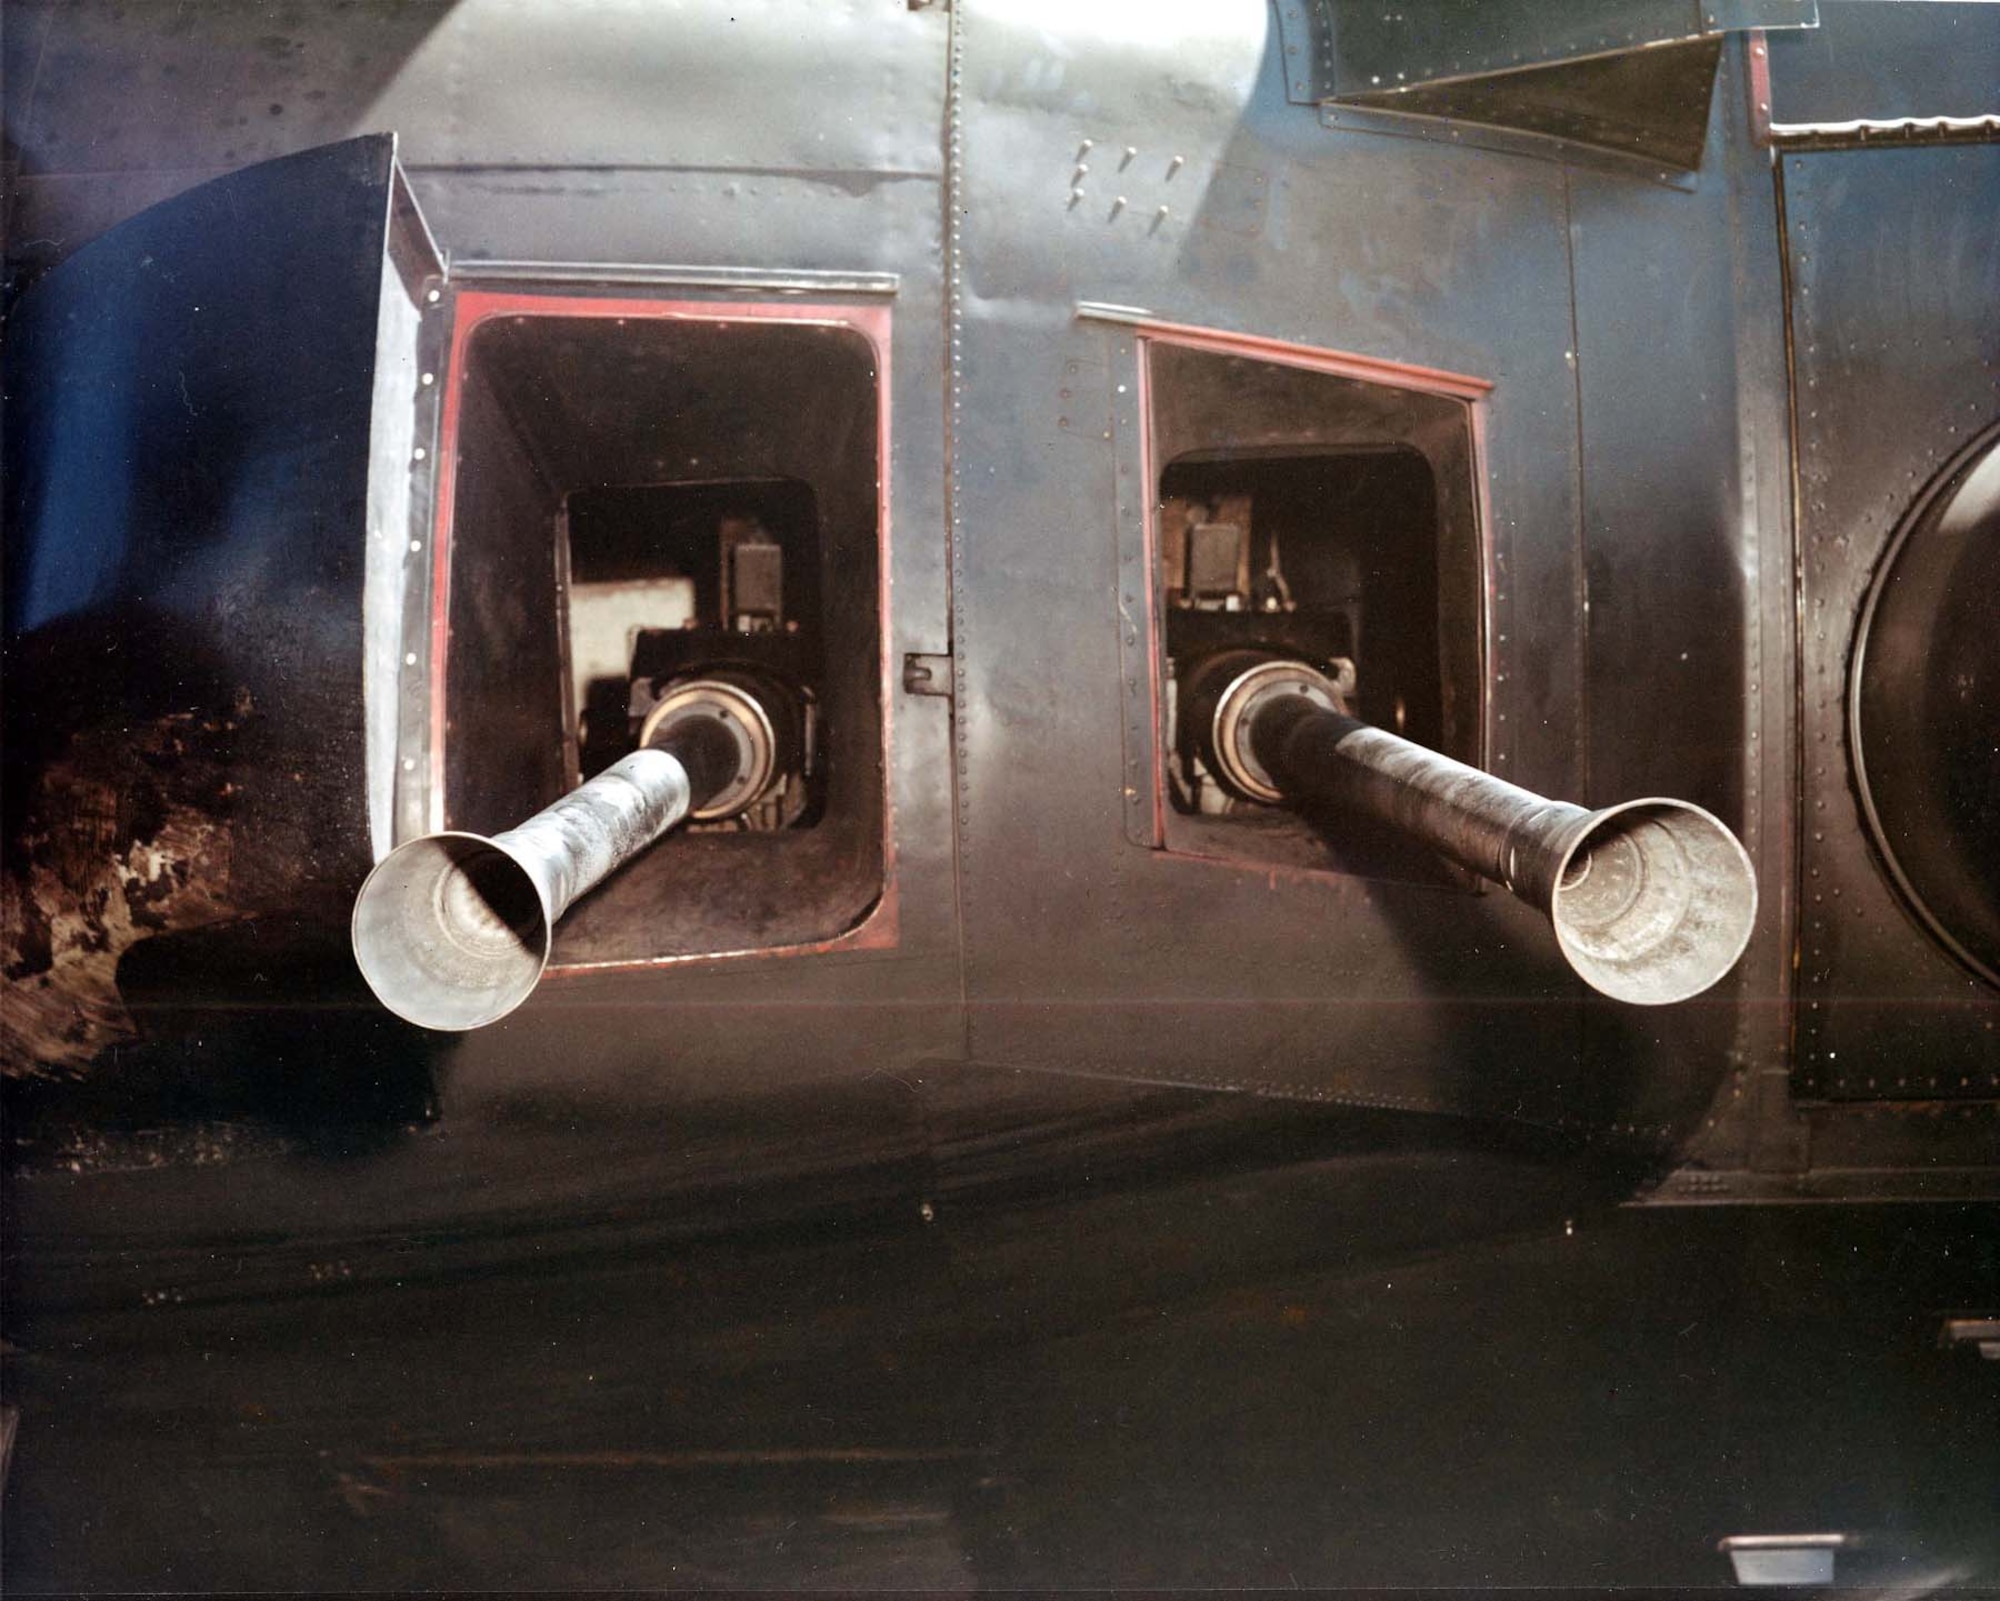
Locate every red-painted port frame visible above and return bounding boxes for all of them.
[1126,315,1495,864]
[427,289,898,973]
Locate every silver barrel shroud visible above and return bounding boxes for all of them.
[353,747,696,1032]
[1242,689,1758,1006]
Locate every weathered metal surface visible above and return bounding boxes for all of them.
[1274,0,1817,165]
[1269,0,1339,107]
[5,6,963,1101]
[1763,0,2000,144]
[1282,0,1821,170]
[1334,37,1726,172]
[1,0,1989,1152]
[1563,41,1803,1173]
[0,1,450,296]
[3,0,2000,1592]
[2,713,247,1071]
[951,0,1634,1137]
[1322,0,1814,94]
[3,0,947,292]
[1786,142,2000,1103]
[1,136,401,1074]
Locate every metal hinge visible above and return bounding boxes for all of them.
[902,653,953,697]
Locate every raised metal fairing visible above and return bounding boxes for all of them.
[1,135,416,1071]
[1848,428,2000,990]
[1332,39,1727,171]
[1276,0,1819,168]
[1322,0,1814,92]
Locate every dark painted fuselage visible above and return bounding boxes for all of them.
[3,1,1997,1589]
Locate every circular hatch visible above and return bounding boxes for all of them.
[1849,424,2000,989]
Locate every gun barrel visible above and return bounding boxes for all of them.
[352,714,739,1032]
[1236,676,1757,1006]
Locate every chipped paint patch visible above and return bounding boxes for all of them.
[3,712,246,1075]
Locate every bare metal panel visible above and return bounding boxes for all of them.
[3,0,947,293]
[1786,143,2000,1104]
[6,0,943,180]
[361,193,441,862]
[1766,0,2000,129]
[407,171,937,279]
[3,0,454,176]
[372,0,947,177]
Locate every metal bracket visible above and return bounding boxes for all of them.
[1718,1533,1849,1588]
[1273,0,1340,106]
[1941,1317,2000,1362]
[902,653,953,697]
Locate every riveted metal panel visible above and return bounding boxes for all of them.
[1338,37,1726,172]
[3,0,962,1102]
[3,0,948,294]
[1271,0,1338,106]
[1786,144,2000,1103]
[419,199,962,1100]
[7,0,943,179]
[1766,0,2000,134]
[1294,0,1818,172]
[1324,0,1814,96]
[951,1,1620,1136]
[372,0,948,177]
[1702,0,1820,29]
[1564,42,1797,1141]
[3,0,454,177]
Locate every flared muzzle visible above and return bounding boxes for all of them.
[1546,799,1758,1006]
[352,832,555,1032]
[1217,656,1758,1005]
[352,705,759,1030]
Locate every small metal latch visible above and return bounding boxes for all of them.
[902,653,952,697]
